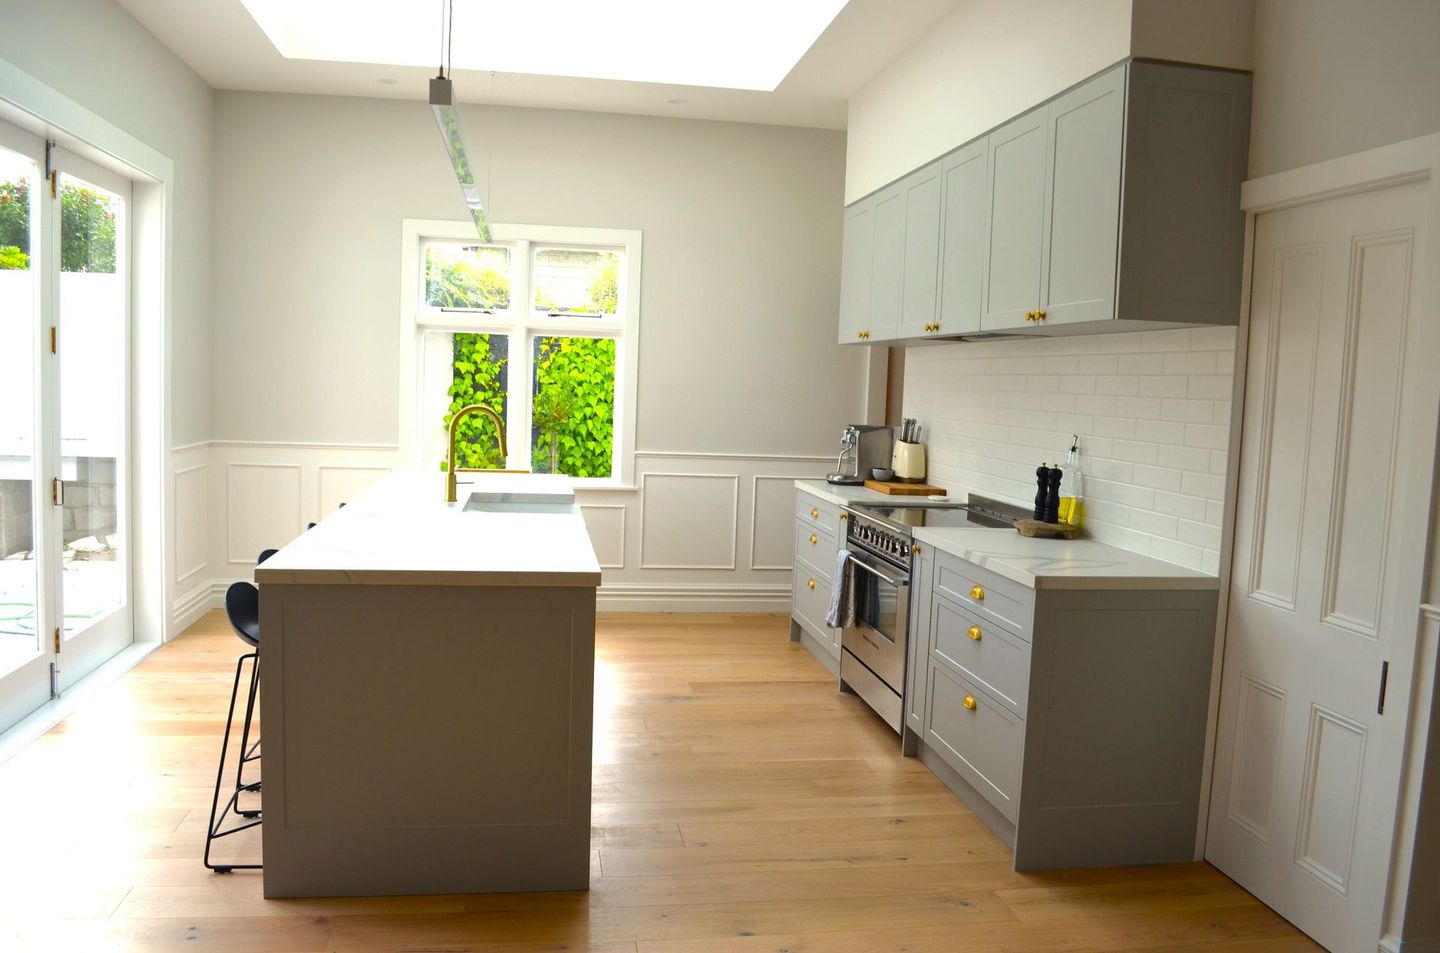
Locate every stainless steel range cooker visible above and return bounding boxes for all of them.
[837,497,1022,733]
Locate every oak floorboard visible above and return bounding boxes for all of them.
[0,610,1319,952]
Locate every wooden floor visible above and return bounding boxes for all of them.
[0,611,1321,953]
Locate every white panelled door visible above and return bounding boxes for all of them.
[1207,180,1429,953]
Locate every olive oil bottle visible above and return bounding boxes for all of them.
[1058,435,1085,528]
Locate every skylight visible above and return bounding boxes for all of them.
[239,0,850,92]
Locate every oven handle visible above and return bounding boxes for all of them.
[847,553,910,589]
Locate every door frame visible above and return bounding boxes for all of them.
[1200,132,1440,952]
[0,54,175,747]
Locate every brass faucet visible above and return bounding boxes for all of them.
[445,403,509,503]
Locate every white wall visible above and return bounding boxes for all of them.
[210,92,858,453]
[1248,0,1440,177]
[0,0,214,448]
[904,327,1236,573]
[844,0,1133,204]
[194,91,859,613]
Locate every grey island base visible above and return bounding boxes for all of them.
[255,474,600,899]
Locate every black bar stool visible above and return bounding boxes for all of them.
[203,548,274,873]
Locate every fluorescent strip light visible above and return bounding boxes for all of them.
[429,76,490,242]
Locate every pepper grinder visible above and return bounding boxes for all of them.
[1044,467,1064,523]
[1034,464,1050,521]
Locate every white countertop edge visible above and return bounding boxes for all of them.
[255,568,602,588]
[794,479,903,507]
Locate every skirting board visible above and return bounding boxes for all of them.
[181,580,790,625]
[1380,937,1440,953]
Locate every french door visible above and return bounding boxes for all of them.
[0,117,133,735]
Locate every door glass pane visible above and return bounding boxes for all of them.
[530,336,614,477]
[0,148,38,675]
[533,248,618,315]
[424,242,511,310]
[58,173,124,639]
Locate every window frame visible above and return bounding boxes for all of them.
[398,218,642,489]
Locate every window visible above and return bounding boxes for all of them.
[400,220,641,487]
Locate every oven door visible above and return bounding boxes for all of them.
[841,550,910,691]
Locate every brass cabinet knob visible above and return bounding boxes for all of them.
[1024,310,1034,321]
[839,513,848,521]
[911,543,922,554]
[807,578,816,590]
[811,508,819,518]
[970,584,985,601]
[856,330,864,339]
[1037,309,1047,321]
[809,534,818,545]
[963,695,977,711]
[968,625,982,641]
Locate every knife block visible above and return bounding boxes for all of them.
[890,440,926,484]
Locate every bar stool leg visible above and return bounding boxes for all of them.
[204,651,262,872]
[235,656,261,814]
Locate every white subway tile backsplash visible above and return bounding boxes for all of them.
[903,326,1237,572]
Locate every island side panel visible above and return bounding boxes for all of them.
[1014,587,1217,870]
[259,582,596,898]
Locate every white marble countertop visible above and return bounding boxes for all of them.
[255,472,602,588]
[913,526,1219,591]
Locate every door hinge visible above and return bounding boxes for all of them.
[52,477,64,506]
[49,326,56,354]
[53,627,61,655]
[1377,660,1390,715]
[44,140,56,198]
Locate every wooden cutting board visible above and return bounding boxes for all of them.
[863,481,946,496]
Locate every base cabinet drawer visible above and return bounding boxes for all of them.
[925,663,1023,823]
[931,596,1030,717]
[796,493,840,530]
[792,560,838,654]
[795,521,837,570]
[934,551,1033,640]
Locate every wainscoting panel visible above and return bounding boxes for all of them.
[579,504,626,569]
[226,463,302,565]
[751,475,817,570]
[319,465,391,516]
[174,444,833,622]
[639,473,740,570]
[172,463,207,586]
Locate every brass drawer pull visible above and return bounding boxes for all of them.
[968,625,981,641]
[963,695,977,711]
[970,585,985,601]
[810,507,819,519]
[807,578,816,590]
[911,543,922,554]
[809,534,818,545]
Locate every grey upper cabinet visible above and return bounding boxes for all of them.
[1039,66,1126,327]
[839,59,1250,344]
[936,139,988,336]
[837,162,941,344]
[981,108,1048,331]
[838,201,875,342]
[868,185,906,340]
[895,161,943,340]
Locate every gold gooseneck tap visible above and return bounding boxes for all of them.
[445,403,509,503]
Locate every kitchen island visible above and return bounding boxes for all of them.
[254,473,600,898]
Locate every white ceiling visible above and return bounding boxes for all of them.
[113,0,961,130]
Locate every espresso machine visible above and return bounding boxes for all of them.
[826,425,895,485]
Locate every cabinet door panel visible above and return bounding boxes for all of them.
[897,162,943,339]
[838,200,875,343]
[906,551,934,733]
[868,185,907,341]
[982,108,1046,330]
[937,139,988,335]
[925,663,1024,823]
[1041,66,1126,325]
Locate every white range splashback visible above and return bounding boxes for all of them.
[903,325,1237,573]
